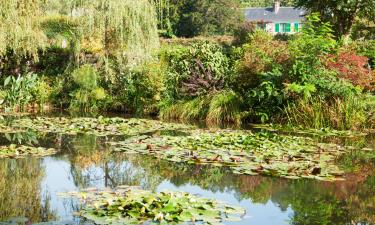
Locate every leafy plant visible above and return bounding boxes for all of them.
[181,59,225,97]
[69,65,107,111]
[1,72,39,111]
[325,50,374,91]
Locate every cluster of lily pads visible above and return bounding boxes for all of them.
[7,116,193,136]
[110,130,349,181]
[251,124,367,137]
[59,187,245,225]
[0,116,370,180]
[0,144,57,158]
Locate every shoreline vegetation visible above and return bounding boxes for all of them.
[0,1,373,132]
[0,1,374,224]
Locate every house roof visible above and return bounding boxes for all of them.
[244,7,306,23]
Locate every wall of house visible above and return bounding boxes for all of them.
[263,22,301,34]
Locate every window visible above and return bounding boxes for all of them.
[276,23,292,33]
[280,23,291,32]
[294,23,299,32]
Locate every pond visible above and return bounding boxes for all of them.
[0,114,374,225]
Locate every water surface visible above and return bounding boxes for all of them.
[0,117,374,225]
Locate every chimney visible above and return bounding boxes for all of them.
[273,0,280,13]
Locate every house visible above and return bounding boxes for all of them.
[244,1,306,34]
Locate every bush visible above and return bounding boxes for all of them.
[69,65,107,111]
[233,21,256,45]
[236,30,290,91]
[325,50,374,91]
[162,41,231,103]
[354,40,375,69]
[110,62,165,115]
[1,73,39,111]
[206,90,243,125]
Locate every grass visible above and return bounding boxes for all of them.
[284,94,375,130]
[160,90,244,126]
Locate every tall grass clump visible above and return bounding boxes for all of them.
[159,96,211,122]
[206,90,243,125]
[160,90,244,126]
[284,95,375,130]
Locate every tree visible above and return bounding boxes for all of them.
[66,0,160,67]
[240,0,294,7]
[294,0,375,40]
[0,0,47,59]
[173,0,244,37]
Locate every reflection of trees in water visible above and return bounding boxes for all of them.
[123,154,375,225]
[66,134,163,190]
[0,158,56,222]
[61,133,375,224]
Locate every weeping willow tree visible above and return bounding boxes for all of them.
[153,0,170,30]
[67,0,159,68]
[0,0,47,59]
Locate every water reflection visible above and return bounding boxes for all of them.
[0,158,56,223]
[0,131,373,224]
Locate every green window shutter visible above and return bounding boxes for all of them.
[281,23,286,32]
[275,23,279,32]
[286,23,291,32]
[294,23,299,32]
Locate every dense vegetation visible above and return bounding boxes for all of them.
[0,0,374,131]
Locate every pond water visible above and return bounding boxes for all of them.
[0,115,374,225]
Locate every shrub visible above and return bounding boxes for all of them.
[325,50,374,91]
[32,78,53,107]
[1,72,39,111]
[236,30,290,92]
[110,62,165,115]
[233,21,256,45]
[354,40,375,69]
[162,41,231,102]
[69,65,107,111]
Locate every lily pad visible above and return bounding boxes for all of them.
[110,130,351,181]
[60,187,246,225]
[0,144,57,158]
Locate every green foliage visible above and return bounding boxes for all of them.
[354,40,375,69]
[160,90,244,126]
[207,90,243,125]
[162,41,231,103]
[233,21,256,45]
[0,0,47,59]
[110,62,165,115]
[286,14,358,99]
[69,0,159,67]
[235,31,289,121]
[171,0,243,37]
[294,0,375,39]
[1,73,39,111]
[69,65,107,111]
[65,188,245,224]
[284,95,375,130]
